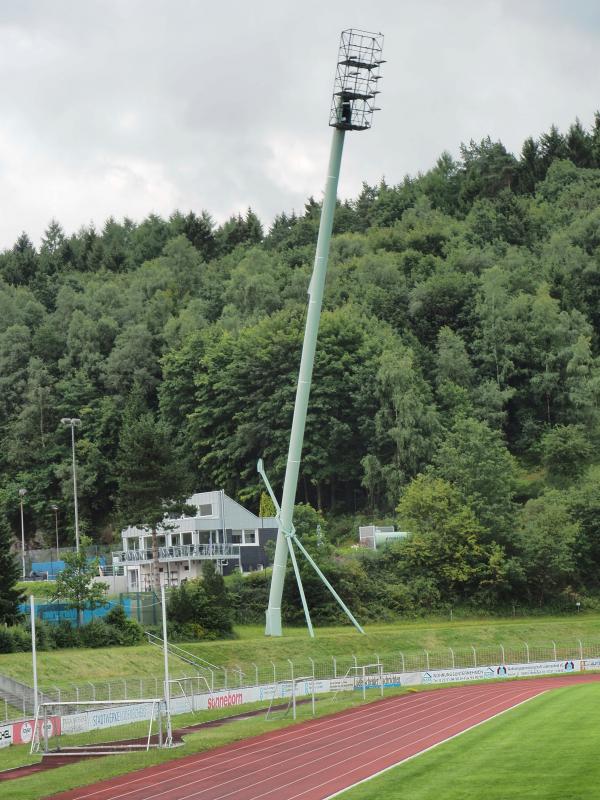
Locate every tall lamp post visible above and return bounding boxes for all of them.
[19,488,27,579]
[264,30,384,636]
[61,418,81,553]
[51,504,59,554]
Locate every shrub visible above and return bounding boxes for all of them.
[105,604,145,645]
[0,627,14,653]
[79,619,119,648]
[52,619,81,649]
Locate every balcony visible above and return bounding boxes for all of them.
[112,543,241,565]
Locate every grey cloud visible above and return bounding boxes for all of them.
[0,0,599,247]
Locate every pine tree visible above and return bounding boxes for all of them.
[115,389,186,590]
[0,515,24,624]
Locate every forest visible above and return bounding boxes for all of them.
[2,115,600,617]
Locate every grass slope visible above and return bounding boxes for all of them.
[1,614,599,689]
[339,683,600,799]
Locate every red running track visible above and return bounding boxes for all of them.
[50,675,600,800]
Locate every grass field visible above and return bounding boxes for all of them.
[338,682,600,799]
[1,613,599,690]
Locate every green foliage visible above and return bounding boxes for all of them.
[3,114,600,614]
[0,514,23,623]
[50,536,108,624]
[167,562,233,638]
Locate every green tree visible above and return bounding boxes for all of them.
[0,515,23,624]
[395,475,509,602]
[431,417,517,543]
[50,537,108,625]
[515,493,578,605]
[115,391,186,590]
[541,425,593,486]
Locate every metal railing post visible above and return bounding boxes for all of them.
[471,646,477,667]
[449,647,455,669]
[352,654,358,670]
[500,644,505,664]
[271,661,277,683]
[253,663,259,686]
[524,642,530,663]
[579,640,584,659]
[288,659,294,681]
[332,656,337,678]
[425,650,430,670]
[552,641,557,661]
[400,651,405,673]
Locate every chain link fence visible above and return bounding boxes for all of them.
[26,638,600,710]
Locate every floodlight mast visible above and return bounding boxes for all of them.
[265,29,384,637]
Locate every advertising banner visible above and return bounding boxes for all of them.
[0,724,12,748]
[11,716,61,745]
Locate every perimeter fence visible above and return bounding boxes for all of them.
[19,637,600,715]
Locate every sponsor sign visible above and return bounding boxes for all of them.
[0,725,12,749]
[11,716,61,745]
[51,656,593,745]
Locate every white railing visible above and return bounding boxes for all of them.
[112,543,241,564]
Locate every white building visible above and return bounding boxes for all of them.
[358,525,409,550]
[112,490,278,591]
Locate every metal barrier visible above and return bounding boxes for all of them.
[7,638,599,723]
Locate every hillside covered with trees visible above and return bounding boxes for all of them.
[2,115,600,616]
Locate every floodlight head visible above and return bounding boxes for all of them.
[329,29,384,132]
[19,488,27,497]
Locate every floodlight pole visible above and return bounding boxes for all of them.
[265,29,384,637]
[265,128,345,637]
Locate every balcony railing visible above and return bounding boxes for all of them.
[112,543,241,564]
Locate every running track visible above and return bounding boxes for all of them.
[50,675,600,800]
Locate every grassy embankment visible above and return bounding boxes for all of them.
[338,682,600,799]
[1,613,599,689]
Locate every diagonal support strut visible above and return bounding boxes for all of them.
[258,459,364,637]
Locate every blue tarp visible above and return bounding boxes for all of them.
[19,598,131,625]
[30,557,106,579]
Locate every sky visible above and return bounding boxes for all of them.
[0,0,599,249]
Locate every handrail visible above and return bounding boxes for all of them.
[145,632,225,674]
[112,543,241,563]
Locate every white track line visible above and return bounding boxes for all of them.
[173,685,541,800]
[88,685,494,800]
[69,684,498,800]
[320,691,547,800]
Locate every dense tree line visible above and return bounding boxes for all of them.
[2,115,600,617]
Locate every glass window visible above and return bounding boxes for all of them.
[198,504,213,516]
[182,532,192,546]
[170,533,181,546]
[126,537,138,551]
[231,530,242,544]
[243,530,257,545]
[157,535,166,547]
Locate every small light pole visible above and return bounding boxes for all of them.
[51,505,59,555]
[576,602,581,614]
[19,488,27,579]
[61,418,81,553]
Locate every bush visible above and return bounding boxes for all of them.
[0,627,14,653]
[105,604,145,645]
[79,619,120,648]
[52,619,81,649]
[11,625,32,651]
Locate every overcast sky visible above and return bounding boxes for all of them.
[0,0,599,249]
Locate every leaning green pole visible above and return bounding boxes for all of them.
[265,127,345,636]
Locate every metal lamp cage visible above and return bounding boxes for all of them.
[329,28,384,131]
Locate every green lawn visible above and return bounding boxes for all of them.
[1,613,599,690]
[338,682,600,799]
